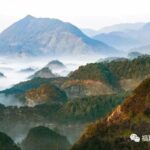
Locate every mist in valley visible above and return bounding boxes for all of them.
[0,54,109,90]
[0,56,131,148]
[0,55,102,148]
[0,94,24,107]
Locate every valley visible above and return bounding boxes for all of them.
[0,54,150,149]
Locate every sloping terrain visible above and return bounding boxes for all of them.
[0,131,21,150]
[94,22,150,52]
[0,15,117,57]
[29,67,58,79]
[70,55,150,92]
[71,77,150,150]
[25,84,67,106]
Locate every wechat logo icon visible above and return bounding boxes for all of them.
[130,133,140,142]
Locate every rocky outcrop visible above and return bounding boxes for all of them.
[61,80,114,99]
[25,84,67,106]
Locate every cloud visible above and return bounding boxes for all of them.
[0,94,23,107]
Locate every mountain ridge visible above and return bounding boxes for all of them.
[93,22,150,52]
[71,77,150,150]
[0,15,118,57]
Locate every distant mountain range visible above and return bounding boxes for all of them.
[94,31,141,50]
[93,22,150,52]
[98,22,144,34]
[82,22,150,54]
[1,15,150,57]
[82,22,144,36]
[0,15,118,57]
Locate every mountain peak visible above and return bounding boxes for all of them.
[24,15,35,20]
[25,15,35,18]
[46,60,65,68]
[0,15,117,57]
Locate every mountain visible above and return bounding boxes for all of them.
[0,131,21,150]
[128,51,142,59]
[25,83,67,106]
[93,22,150,52]
[30,67,58,79]
[94,31,140,50]
[0,103,63,140]
[69,55,150,91]
[70,55,150,94]
[21,126,70,150]
[61,79,115,99]
[71,77,150,150]
[0,15,117,57]
[0,77,67,106]
[59,92,128,123]
[45,60,66,74]
[82,23,144,36]
[2,55,150,101]
[0,92,128,145]
[0,77,66,94]
[98,22,144,33]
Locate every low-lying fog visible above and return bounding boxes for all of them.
[0,94,23,107]
[0,55,103,91]
[0,54,126,147]
[0,53,126,108]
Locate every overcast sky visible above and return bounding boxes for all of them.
[1,0,150,31]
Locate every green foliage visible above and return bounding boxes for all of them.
[71,76,150,150]
[1,77,66,95]
[59,92,129,123]
[105,55,150,79]
[70,63,119,88]
[21,126,70,150]
[70,55,150,89]
[0,131,21,150]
